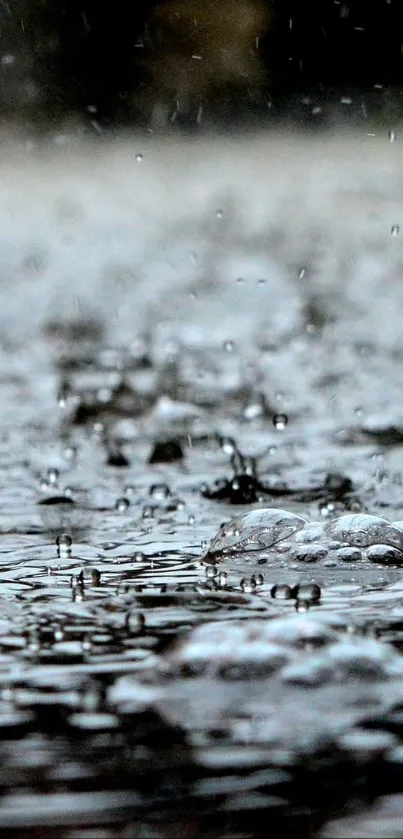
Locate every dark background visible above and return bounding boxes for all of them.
[1,0,403,130]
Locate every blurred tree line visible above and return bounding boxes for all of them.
[0,0,403,129]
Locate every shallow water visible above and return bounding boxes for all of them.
[2,128,403,836]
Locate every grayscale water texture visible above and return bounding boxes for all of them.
[1,130,403,837]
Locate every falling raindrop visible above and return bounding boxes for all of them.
[216,208,223,218]
[136,153,143,162]
[391,225,400,236]
[223,340,235,352]
[389,129,396,143]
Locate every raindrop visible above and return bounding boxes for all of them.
[294,583,321,602]
[218,571,227,586]
[391,224,400,236]
[188,514,195,525]
[298,267,306,279]
[136,153,143,162]
[273,413,288,430]
[124,484,136,496]
[216,208,223,218]
[149,483,170,500]
[47,467,59,485]
[240,577,257,593]
[271,584,293,599]
[63,445,76,462]
[252,573,264,586]
[56,533,72,554]
[142,505,155,519]
[389,129,396,143]
[115,497,130,512]
[133,551,145,562]
[219,436,237,455]
[205,565,218,578]
[223,340,235,352]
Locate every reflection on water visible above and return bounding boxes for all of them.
[1,131,403,835]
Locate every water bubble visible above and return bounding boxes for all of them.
[133,551,145,562]
[273,413,288,430]
[252,573,264,586]
[271,584,293,599]
[142,505,156,519]
[204,508,306,559]
[56,533,72,554]
[115,497,130,513]
[136,153,143,162]
[149,483,170,500]
[391,224,400,236]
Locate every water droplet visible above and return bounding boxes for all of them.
[294,583,321,602]
[56,533,72,554]
[115,497,130,513]
[63,445,76,462]
[219,436,237,455]
[142,505,155,519]
[391,224,400,236]
[271,584,293,599]
[216,208,223,218]
[188,514,195,525]
[136,153,143,162]
[47,467,59,485]
[298,267,306,279]
[223,340,235,352]
[149,483,170,500]
[252,573,264,586]
[124,484,136,496]
[133,551,145,562]
[240,577,257,593]
[218,571,227,586]
[295,600,310,612]
[273,413,288,430]
[205,565,218,578]
[389,129,396,143]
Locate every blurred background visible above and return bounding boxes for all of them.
[1,0,403,132]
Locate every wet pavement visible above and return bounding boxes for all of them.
[1,128,403,836]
